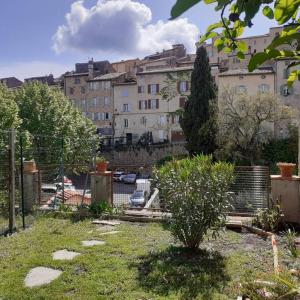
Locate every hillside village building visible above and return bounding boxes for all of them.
[63,28,300,143]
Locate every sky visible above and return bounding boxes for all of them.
[0,0,277,80]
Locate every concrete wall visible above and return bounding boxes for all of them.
[103,143,188,166]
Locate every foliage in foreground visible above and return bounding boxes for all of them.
[171,1,300,86]
[154,155,235,249]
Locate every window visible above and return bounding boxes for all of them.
[140,116,147,125]
[258,84,270,93]
[93,97,99,107]
[235,85,247,94]
[253,40,256,45]
[179,97,186,108]
[103,81,111,90]
[81,99,86,109]
[281,84,292,96]
[104,112,111,120]
[81,86,85,94]
[149,99,159,109]
[74,78,80,84]
[159,115,166,125]
[148,84,159,94]
[283,68,290,79]
[172,115,180,124]
[138,86,145,93]
[179,81,189,92]
[104,97,110,106]
[124,119,128,128]
[123,104,129,112]
[69,87,74,95]
[88,81,99,91]
[121,89,129,97]
[139,100,147,110]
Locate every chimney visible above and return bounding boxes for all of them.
[88,58,94,79]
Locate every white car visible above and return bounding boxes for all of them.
[130,190,148,207]
[123,173,137,184]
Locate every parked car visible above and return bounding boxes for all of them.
[123,173,137,184]
[113,171,125,182]
[41,184,57,194]
[56,182,76,191]
[129,190,148,207]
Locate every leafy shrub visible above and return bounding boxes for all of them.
[153,155,235,249]
[89,201,112,216]
[253,202,282,232]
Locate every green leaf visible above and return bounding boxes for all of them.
[171,0,201,19]
[263,6,274,19]
[199,31,218,44]
[214,38,225,51]
[274,0,300,24]
[268,32,300,49]
[237,51,245,59]
[287,70,299,87]
[237,41,247,52]
[248,52,270,71]
[206,21,223,33]
[204,0,217,3]
[243,0,261,22]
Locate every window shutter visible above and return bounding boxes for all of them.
[139,101,142,110]
[172,115,175,124]
[156,99,159,109]
[179,97,185,108]
[156,84,159,93]
[186,81,189,91]
[102,113,105,120]
[144,100,148,110]
[177,82,181,93]
[289,86,294,95]
[148,99,151,109]
[148,85,151,94]
[128,104,132,112]
[138,86,141,93]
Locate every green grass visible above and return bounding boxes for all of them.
[0,217,276,300]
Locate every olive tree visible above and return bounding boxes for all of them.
[216,88,294,164]
[154,155,234,250]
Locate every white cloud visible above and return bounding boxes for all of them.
[52,0,199,56]
[0,61,73,80]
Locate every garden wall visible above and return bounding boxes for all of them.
[103,143,188,166]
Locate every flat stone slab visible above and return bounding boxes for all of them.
[92,220,120,226]
[81,240,106,247]
[24,267,62,287]
[52,249,81,260]
[99,231,121,235]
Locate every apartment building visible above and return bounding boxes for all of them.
[114,65,192,144]
[0,77,23,89]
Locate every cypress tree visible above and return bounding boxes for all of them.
[180,46,217,155]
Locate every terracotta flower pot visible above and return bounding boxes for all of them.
[23,160,36,172]
[96,162,108,173]
[277,162,296,178]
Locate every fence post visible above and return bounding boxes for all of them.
[8,128,16,233]
[60,137,64,203]
[19,133,25,229]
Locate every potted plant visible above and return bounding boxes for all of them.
[23,159,36,172]
[95,156,109,173]
[277,162,296,178]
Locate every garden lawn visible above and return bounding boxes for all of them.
[0,217,275,300]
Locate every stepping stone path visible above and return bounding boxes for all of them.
[52,249,81,261]
[92,220,120,226]
[82,240,106,247]
[24,267,62,288]
[24,219,121,289]
[99,231,121,236]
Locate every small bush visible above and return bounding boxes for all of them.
[253,202,282,232]
[153,155,235,249]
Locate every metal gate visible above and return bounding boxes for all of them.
[230,166,270,213]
